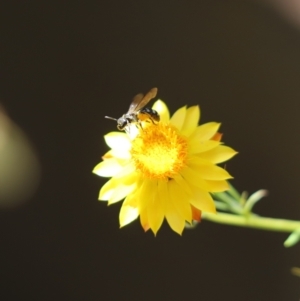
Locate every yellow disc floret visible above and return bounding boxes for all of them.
[130,123,188,180]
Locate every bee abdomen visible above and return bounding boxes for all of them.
[138,108,160,123]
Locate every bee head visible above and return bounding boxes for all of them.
[105,115,128,131]
[116,117,128,131]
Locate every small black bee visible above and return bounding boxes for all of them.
[105,87,160,131]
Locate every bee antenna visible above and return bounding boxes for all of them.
[105,116,117,121]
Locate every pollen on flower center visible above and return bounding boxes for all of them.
[130,123,188,180]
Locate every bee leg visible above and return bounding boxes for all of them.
[143,118,154,125]
[125,127,130,135]
[147,117,158,125]
[137,121,143,130]
[124,122,132,135]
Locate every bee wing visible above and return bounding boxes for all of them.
[127,87,158,113]
[127,93,144,114]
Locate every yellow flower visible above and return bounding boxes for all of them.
[93,100,237,235]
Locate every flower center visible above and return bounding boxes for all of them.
[130,123,188,180]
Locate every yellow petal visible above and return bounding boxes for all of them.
[139,206,149,232]
[92,158,122,177]
[108,182,136,205]
[120,171,139,185]
[188,157,233,180]
[102,150,114,159]
[119,195,139,227]
[137,180,155,231]
[180,166,211,191]
[147,181,165,235]
[190,122,221,142]
[104,132,131,150]
[173,174,192,196]
[165,198,185,235]
[137,184,150,218]
[188,140,220,155]
[102,150,130,162]
[168,180,192,223]
[152,100,170,123]
[99,178,117,200]
[170,106,186,130]
[198,146,238,164]
[137,180,156,211]
[205,180,229,192]
[99,172,138,200]
[190,187,216,213]
[114,163,136,179]
[109,149,131,160]
[181,106,200,137]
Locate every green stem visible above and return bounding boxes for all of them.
[202,212,300,233]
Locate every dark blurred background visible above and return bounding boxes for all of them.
[1,1,300,300]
